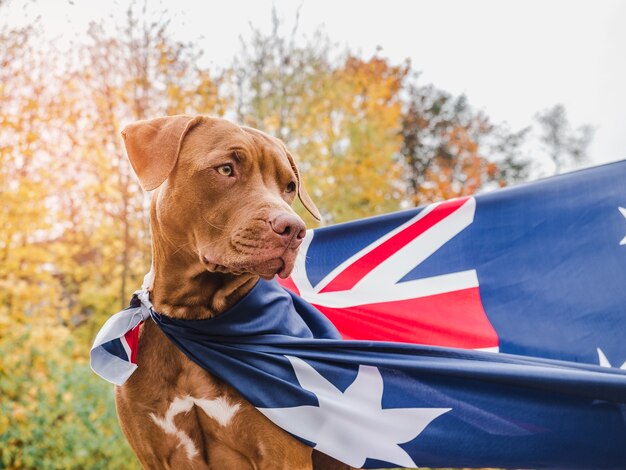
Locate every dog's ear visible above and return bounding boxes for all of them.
[121,115,203,191]
[285,151,322,221]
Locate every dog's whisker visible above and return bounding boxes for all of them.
[200,214,229,232]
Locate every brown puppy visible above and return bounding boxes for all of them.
[115,115,349,469]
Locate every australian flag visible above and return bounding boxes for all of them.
[92,161,626,469]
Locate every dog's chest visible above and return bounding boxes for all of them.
[149,395,242,460]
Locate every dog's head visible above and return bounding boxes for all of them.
[121,115,320,280]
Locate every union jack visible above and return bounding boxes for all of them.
[280,196,498,351]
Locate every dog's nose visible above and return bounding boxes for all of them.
[270,213,306,244]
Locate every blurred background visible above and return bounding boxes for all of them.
[0,0,624,467]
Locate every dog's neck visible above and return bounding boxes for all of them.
[147,208,258,320]
[149,246,258,319]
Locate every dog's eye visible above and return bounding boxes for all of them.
[286,181,297,193]
[216,164,234,177]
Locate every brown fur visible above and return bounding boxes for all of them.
[115,115,350,469]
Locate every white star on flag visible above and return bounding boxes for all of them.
[619,207,626,245]
[258,355,451,468]
[597,348,626,369]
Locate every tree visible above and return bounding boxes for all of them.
[535,104,594,174]
[0,4,139,466]
[0,1,68,327]
[400,82,531,206]
[312,55,408,221]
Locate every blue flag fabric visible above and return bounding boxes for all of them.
[92,161,626,469]
[284,161,626,366]
[150,279,626,469]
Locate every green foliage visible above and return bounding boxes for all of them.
[0,326,139,469]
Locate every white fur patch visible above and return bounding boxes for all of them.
[150,396,198,460]
[149,395,241,460]
[194,396,241,427]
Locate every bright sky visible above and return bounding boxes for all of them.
[13,0,626,168]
